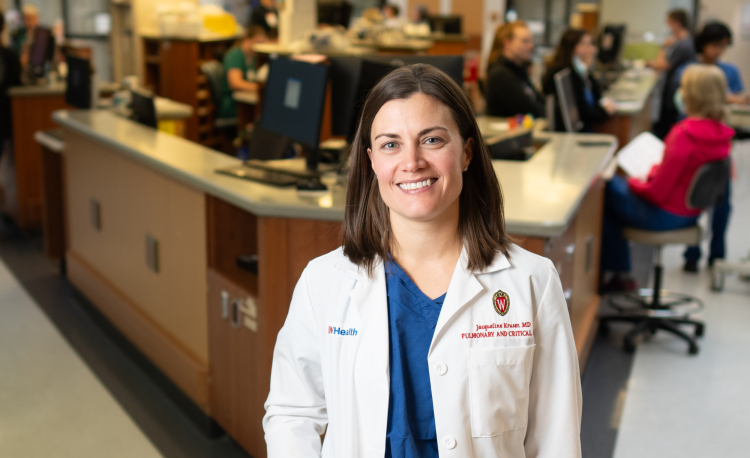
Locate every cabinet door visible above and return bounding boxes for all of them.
[208,269,267,458]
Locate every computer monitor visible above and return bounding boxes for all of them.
[317,2,353,28]
[328,55,465,139]
[65,56,92,109]
[554,68,583,133]
[427,15,462,34]
[28,27,55,79]
[597,24,626,65]
[130,89,158,128]
[260,58,329,171]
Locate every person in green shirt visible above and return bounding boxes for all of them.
[219,25,268,120]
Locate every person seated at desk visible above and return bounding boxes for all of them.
[485,21,545,118]
[649,9,695,139]
[0,11,22,157]
[249,0,278,39]
[542,28,616,132]
[219,25,268,120]
[382,3,403,29]
[673,22,748,271]
[600,65,733,291]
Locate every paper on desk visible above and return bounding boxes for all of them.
[616,131,664,180]
[613,100,643,112]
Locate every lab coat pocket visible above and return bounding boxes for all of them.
[468,344,536,437]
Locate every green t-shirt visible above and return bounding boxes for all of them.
[219,47,257,119]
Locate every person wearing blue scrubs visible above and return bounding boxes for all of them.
[673,22,749,272]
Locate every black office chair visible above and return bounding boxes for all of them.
[600,158,731,355]
[200,60,237,129]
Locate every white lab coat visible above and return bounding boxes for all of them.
[263,244,582,457]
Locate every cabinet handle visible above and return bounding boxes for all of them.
[221,290,229,319]
[231,299,242,328]
[565,243,575,262]
[236,254,259,275]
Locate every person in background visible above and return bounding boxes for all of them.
[219,25,268,120]
[650,9,696,139]
[11,4,40,69]
[542,28,616,132]
[485,21,545,118]
[382,4,402,29]
[600,65,734,291]
[249,0,278,39]
[0,12,22,157]
[674,22,748,272]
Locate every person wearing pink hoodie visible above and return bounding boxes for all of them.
[601,64,734,291]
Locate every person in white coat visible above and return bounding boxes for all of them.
[263,64,582,457]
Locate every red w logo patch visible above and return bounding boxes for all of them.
[492,290,510,316]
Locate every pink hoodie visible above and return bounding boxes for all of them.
[628,118,734,217]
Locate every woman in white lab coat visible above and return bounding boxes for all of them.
[263,64,582,458]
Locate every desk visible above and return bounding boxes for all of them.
[594,69,658,149]
[407,33,468,55]
[52,109,615,458]
[5,82,119,227]
[233,90,260,132]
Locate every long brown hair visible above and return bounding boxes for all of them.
[343,64,512,275]
[487,21,528,71]
[549,28,588,70]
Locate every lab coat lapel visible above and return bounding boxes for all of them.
[347,259,390,378]
[430,248,512,351]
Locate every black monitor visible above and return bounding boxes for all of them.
[317,2,353,28]
[65,56,92,109]
[28,27,55,79]
[260,58,329,171]
[427,15,462,34]
[597,24,626,65]
[328,55,464,139]
[553,68,583,133]
[130,89,158,128]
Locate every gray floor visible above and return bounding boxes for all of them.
[612,140,750,458]
[0,222,251,458]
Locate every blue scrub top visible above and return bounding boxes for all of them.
[384,259,446,458]
[675,59,745,94]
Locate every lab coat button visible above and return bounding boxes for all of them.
[436,363,448,375]
[444,436,457,449]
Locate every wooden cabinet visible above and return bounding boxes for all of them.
[206,196,340,458]
[512,180,605,371]
[7,94,71,227]
[142,37,236,147]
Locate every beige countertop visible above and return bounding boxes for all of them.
[727,104,750,129]
[604,68,658,115]
[52,109,617,237]
[9,81,121,98]
[253,43,375,56]
[140,33,241,43]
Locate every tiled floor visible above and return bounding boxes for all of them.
[612,140,750,458]
[0,259,164,458]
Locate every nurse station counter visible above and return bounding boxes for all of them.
[49,109,616,458]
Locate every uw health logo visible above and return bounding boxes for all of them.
[493,290,510,316]
[328,326,358,336]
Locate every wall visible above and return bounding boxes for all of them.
[600,0,693,41]
[699,0,750,92]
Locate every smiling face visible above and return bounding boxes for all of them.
[367,93,472,225]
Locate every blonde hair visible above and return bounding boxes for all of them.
[22,4,39,16]
[487,21,528,70]
[681,64,727,121]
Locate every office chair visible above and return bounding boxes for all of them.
[200,60,237,129]
[599,159,731,355]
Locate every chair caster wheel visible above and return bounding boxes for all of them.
[623,339,636,354]
[694,324,704,337]
[689,343,699,355]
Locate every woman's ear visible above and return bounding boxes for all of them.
[463,138,474,169]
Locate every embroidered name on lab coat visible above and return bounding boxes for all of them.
[461,322,532,339]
